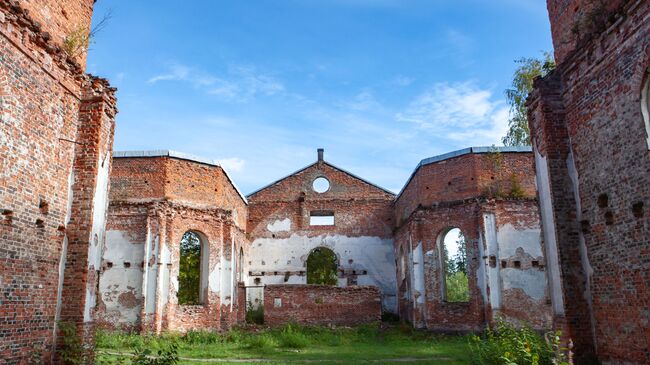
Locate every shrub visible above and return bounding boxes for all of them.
[56,321,84,364]
[469,318,568,365]
[132,344,179,365]
[277,323,310,349]
[246,303,264,325]
[509,174,526,199]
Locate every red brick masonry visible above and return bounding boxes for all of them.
[264,285,381,326]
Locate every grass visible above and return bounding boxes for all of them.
[95,322,472,364]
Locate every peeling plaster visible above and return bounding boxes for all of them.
[534,150,565,315]
[484,213,501,309]
[412,243,425,305]
[501,268,546,300]
[267,218,291,233]
[99,230,146,324]
[497,223,542,258]
[248,234,397,312]
[85,153,111,322]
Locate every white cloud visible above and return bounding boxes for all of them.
[218,157,246,173]
[148,63,284,102]
[396,82,509,145]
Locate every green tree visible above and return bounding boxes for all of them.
[178,231,201,305]
[502,52,556,146]
[307,247,338,285]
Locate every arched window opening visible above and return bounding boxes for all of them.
[440,228,469,302]
[178,231,205,305]
[306,247,338,285]
[641,68,650,149]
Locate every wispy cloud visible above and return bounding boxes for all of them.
[218,157,246,173]
[340,91,383,111]
[396,82,508,145]
[148,63,284,102]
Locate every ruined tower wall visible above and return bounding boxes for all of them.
[99,154,248,333]
[528,1,650,363]
[394,150,537,226]
[0,1,116,362]
[393,150,551,331]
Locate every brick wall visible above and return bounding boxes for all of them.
[246,155,398,312]
[393,149,550,332]
[530,1,649,363]
[101,154,250,333]
[264,284,381,326]
[394,151,536,226]
[0,1,116,362]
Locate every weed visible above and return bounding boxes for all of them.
[245,333,277,351]
[469,318,569,365]
[509,173,526,199]
[277,323,310,349]
[132,344,179,365]
[56,321,84,364]
[246,303,264,325]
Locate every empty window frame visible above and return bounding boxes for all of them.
[310,211,334,226]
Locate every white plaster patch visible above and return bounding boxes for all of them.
[497,223,542,258]
[534,149,565,314]
[412,243,425,304]
[501,268,546,300]
[267,218,291,233]
[249,233,397,312]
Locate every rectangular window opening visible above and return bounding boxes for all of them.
[310,211,335,226]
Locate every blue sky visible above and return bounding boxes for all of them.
[88,0,552,195]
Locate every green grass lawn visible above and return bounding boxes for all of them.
[95,322,472,365]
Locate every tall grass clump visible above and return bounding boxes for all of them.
[245,333,277,351]
[276,323,310,349]
[469,318,568,365]
[182,330,221,345]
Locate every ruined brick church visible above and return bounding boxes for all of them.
[0,0,648,364]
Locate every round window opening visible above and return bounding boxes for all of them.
[312,177,330,193]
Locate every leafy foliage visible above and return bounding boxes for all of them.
[442,230,469,302]
[132,344,179,365]
[469,318,569,365]
[502,53,556,146]
[56,321,84,364]
[307,247,338,285]
[178,231,201,305]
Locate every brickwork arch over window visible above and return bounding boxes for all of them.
[306,247,338,285]
[641,67,650,149]
[438,228,469,302]
[178,231,209,305]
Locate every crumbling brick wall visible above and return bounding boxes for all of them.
[0,1,116,362]
[393,149,551,331]
[246,151,398,313]
[98,153,249,333]
[528,1,649,363]
[264,284,381,326]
